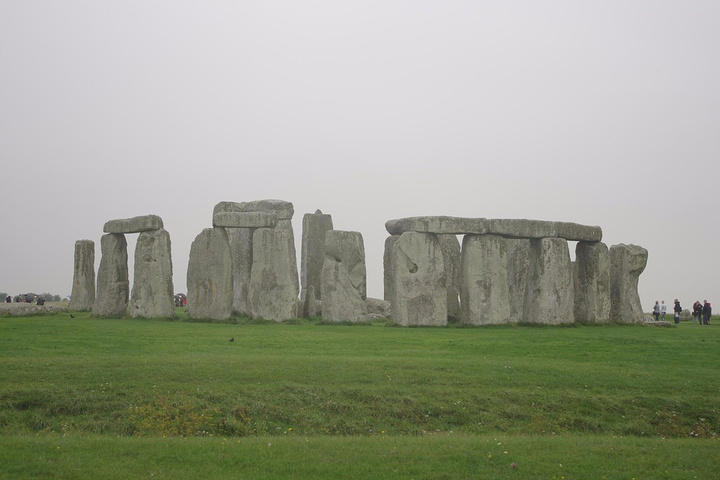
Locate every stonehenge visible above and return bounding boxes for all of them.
[77,207,649,327]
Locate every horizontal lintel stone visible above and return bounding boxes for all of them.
[213,212,278,229]
[103,215,163,234]
[385,216,488,235]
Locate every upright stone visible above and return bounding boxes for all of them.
[609,244,648,324]
[187,228,232,320]
[523,238,574,324]
[506,238,530,323]
[383,235,400,301]
[92,234,129,317]
[301,210,334,299]
[321,230,367,322]
[574,242,611,323]
[213,202,253,315]
[460,234,510,325]
[391,232,447,326]
[130,228,174,318]
[69,240,95,311]
[299,285,318,318]
[248,228,298,321]
[438,234,461,321]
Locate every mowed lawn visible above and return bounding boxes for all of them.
[1,312,718,479]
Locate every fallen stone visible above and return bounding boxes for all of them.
[130,228,175,319]
[523,238,574,324]
[92,234,129,317]
[609,244,648,324]
[213,212,278,228]
[574,242,610,323]
[385,216,487,235]
[248,228,298,321]
[103,215,164,234]
[301,210,334,299]
[460,234,510,325]
[69,240,95,311]
[187,228,233,320]
[365,297,392,318]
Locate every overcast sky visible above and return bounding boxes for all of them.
[1,1,718,312]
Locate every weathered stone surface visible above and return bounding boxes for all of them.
[555,222,603,242]
[299,286,318,318]
[460,234,510,325]
[92,234,129,317]
[506,238,530,323]
[103,215,163,234]
[321,231,367,322]
[438,234,461,321]
[365,297,392,318]
[238,199,294,220]
[213,212,278,229]
[383,235,400,301]
[301,210,333,299]
[187,228,233,320]
[213,201,243,217]
[486,219,558,239]
[523,238,574,324]
[248,228,298,321]
[129,228,174,319]
[386,216,487,235]
[609,244,648,324]
[275,219,299,295]
[391,232,447,326]
[574,242,610,323]
[226,228,253,315]
[69,240,95,311]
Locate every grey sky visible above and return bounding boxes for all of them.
[1,1,718,311]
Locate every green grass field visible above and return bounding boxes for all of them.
[1,311,718,479]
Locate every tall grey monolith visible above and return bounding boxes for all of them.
[460,234,510,325]
[301,210,333,300]
[506,238,530,323]
[248,228,298,321]
[92,234,129,317]
[438,234,461,321]
[523,238,574,324]
[609,244,648,324]
[213,202,255,315]
[574,242,610,323]
[130,228,174,318]
[383,235,400,301]
[69,240,95,311]
[391,232,447,326]
[321,230,367,322]
[187,228,233,320]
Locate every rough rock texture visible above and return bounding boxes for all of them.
[212,202,253,315]
[187,228,233,320]
[523,238,574,324]
[69,240,95,311]
[301,210,333,299]
[213,212,278,229]
[391,232,447,326]
[386,216,487,235]
[103,215,163,234]
[321,230,367,322]
[237,199,294,220]
[609,244,648,324]
[383,235,400,301]
[460,234,510,325]
[438,234,461,321]
[299,286,318,318]
[129,228,174,319]
[248,228,298,321]
[365,297,392,318]
[276,218,300,295]
[574,242,610,323]
[92,234,129,317]
[506,238,530,323]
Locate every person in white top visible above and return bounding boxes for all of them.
[660,300,667,321]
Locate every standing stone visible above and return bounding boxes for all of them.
[523,238,574,324]
[506,238,530,323]
[609,244,648,324]
[438,234,461,321]
[383,235,400,301]
[460,234,510,325]
[248,228,298,321]
[321,230,367,322]
[92,234,129,317]
[187,228,233,320]
[69,240,95,311]
[213,202,253,316]
[301,210,334,299]
[391,232,447,326]
[299,285,318,318]
[574,242,611,323]
[129,228,174,319]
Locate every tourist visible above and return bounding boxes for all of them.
[660,300,667,321]
[36,295,45,306]
[673,299,682,324]
[693,301,702,325]
[5,295,10,303]
[652,301,661,321]
[702,301,711,325]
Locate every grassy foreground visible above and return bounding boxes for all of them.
[1,312,718,478]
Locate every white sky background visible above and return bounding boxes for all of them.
[1,1,718,311]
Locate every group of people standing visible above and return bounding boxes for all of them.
[652,299,711,324]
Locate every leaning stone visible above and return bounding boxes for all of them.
[103,215,163,234]
[321,231,367,322]
[391,232,447,326]
[506,238,531,323]
[385,216,487,235]
[92,234,129,317]
[438,234,461,321]
[187,228,233,320]
[213,212,278,228]
[129,228,175,319]
[69,240,95,311]
[248,228,298,321]
[574,242,610,323]
[383,235,400,301]
[609,244,648,324]
[460,234,510,325]
[523,238,574,324]
[301,210,334,299]
[365,297,392,318]
[238,199,294,220]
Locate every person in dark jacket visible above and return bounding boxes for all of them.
[693,301,702,325]
[702,301,712,325]
[673,299,682,324]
